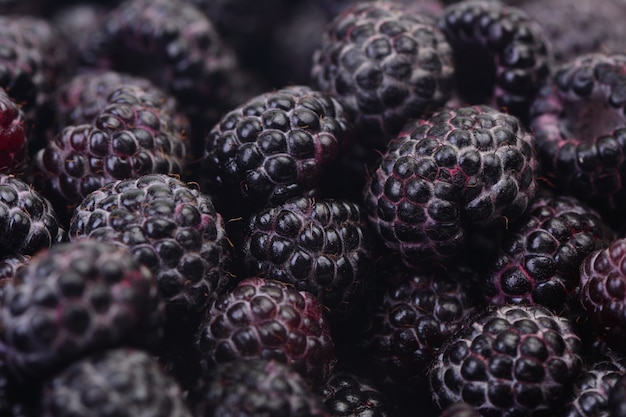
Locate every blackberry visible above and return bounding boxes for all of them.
[528,53,626,215]
[363,263,484,388]
[437,0,552,121]
[0,174,66,258]
[311,1,455,146]
[242,197,372,320]
[429,304,583,417]
[321,371,391,417]
[0,89,28,175]
[364,105,538,271]
[195,277,336,389]
[83,0,247,126]
[0,239,165,382]
[35,83,190,208]
[0,254,27,286]
[203,85,352,213]
[42,348,192,417]
[564,350,626,417]
[190,358,329,417]
[578,238,626,350]
[485,191,614,310]
[69,173,232,325]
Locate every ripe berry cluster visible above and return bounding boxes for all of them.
[0,1,626,417]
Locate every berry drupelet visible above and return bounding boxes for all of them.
[242,197,373,320]
[609,373,626,417]
[203,85,353,214]
[437,0,552,122]
[195,277,336,390]
[364,105,538,271]
[69,173,232,326]
[430,304,583,417]
[484,191,614,311]
[35,82,190,209]
[42,348,192,417]
[320,371,392,417]
[578,237,626,350]
[0,173,66,258]
[0,239,165,383]
[529,53,626,216]
[564,350,626,417]
[190,358,329,417]
[311,0,455,147]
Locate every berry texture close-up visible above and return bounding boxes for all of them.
[563,350,626,417]
[320,371,391,417]
[69,173,232,325]
[578,237,626,351]
[311,0,455,146]
[365,105,538,270]
[0,173,66,258]
[0,239,165,383]
[203,85,352,213]
[195,277,336,389]
[529,53,626,215]
[437,0,552,121]
[429,304,583,417]
[484,192,614,310]
[242,197,372,320]
[35,83,190,208]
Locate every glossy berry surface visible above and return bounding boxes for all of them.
[429,304,583,417]
[578,238,626,350]
[321,371,390,417]
[243,197,372,319]
[529,53,626,213]
[437,0,552,120]
[195,277,335,389]
[69,173,232,324]
[365,105,538,270]
[36,83,190,206]
[0,173,66,257]
[485,192,614,310]
[311,0,454,145]
[203,85,352,211]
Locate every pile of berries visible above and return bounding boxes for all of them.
[1,0,626,416]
